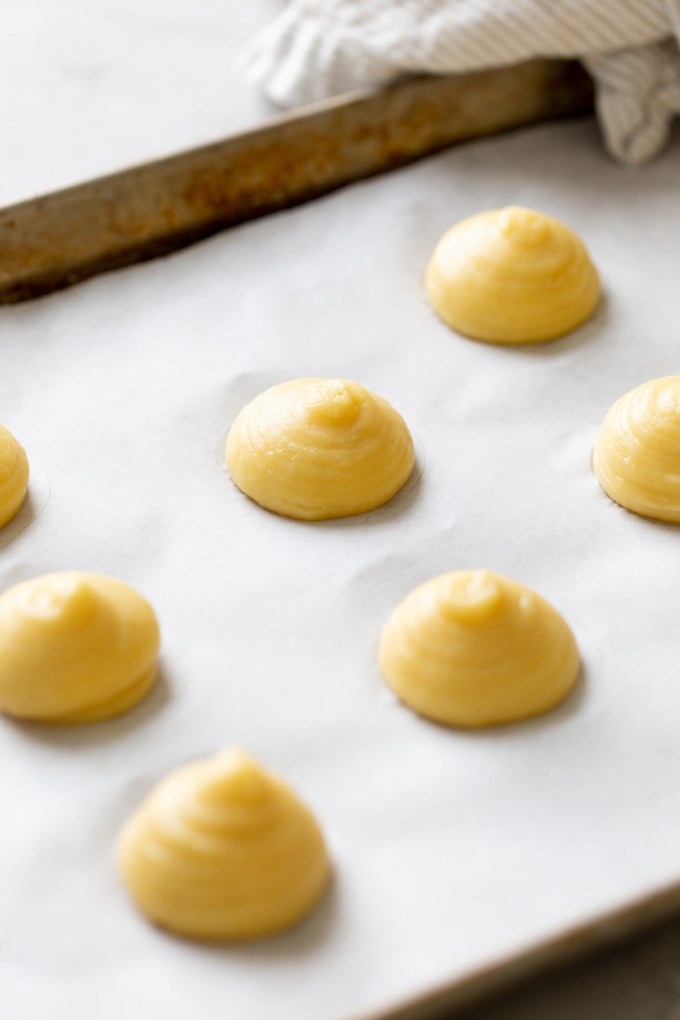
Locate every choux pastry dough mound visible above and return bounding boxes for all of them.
[593,376,680,523]
[0,425,29,528]
[379,570,579,728]
[118,748,331,941]
[0,572,159,724]
[425,206,600,344]
[226,378,415,520]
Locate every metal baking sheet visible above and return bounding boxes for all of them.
[2,115,680,1020]
[0,59,591,304]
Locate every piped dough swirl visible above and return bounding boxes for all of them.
[379,570,579,727]
[0,425,29,528]
[593,376,680,523]
[0,572,159,723]
[226,378,415,520]
[118,748,331,941]
[425,206,600,344]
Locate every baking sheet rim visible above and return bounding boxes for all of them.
[358,873,680,1019]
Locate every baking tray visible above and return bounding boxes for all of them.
[0,60,590,303]
[3,67,680,1020]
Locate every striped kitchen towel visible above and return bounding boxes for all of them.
[239,0,680,165]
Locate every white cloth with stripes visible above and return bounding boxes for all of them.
[239,0,680,164]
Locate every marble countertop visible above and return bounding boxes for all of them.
[1,0,280,206]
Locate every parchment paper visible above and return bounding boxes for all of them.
[2,116,680,1020]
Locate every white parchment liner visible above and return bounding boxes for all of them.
[1,117,679,1020]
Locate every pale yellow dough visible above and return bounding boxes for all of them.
[593,376,680,523]
[379,570,579,727]
[226,378,415,520]
[0,425,29,528]
[118,748,331,941]
[0,572,159,723]
[425,206,600,344]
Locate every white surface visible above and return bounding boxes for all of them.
[0,0,281,207]
[1,115,680,1020]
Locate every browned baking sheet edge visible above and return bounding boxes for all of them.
[361,876,680,1019]
[0,58,592,304]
